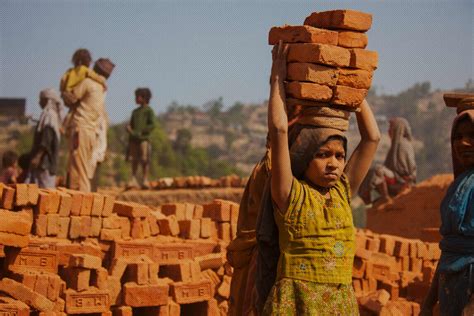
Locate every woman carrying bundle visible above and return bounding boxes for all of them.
[258,41,380,315]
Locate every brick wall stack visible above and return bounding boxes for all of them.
[149,175,248,190]
[0,183,238,315]
[269,9,378,129]
[354,228,440,315]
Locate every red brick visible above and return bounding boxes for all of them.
[409,257,423,273]
[142,218,151,238]
[113,240,154,259]
[337,31,368,48]
[102,195,115,217]
[69,216,81,239]
[57,188,83,216]
[90,216,102,237]
[355,246,372,260]
[331,85,367,108]
[352,256,366,279]
[268,25,338,45]
[393,239,409,257]
[171,279,213,304]
[0,278,55,312]
[131,218,145,239]
[365,261,393,282]
[46,213,60,236]
[379,235,396,256]
[193,204,204,219]
[416,241,428,259]
[157,215,180,236]
[366,237,380,252]
[337,68,373,89]
[1,185,15,209]
[57,191,72,217]
[100,228,122,241]
[399,271,422,288]
[161,203,186,220]
[217,275,231,299]
[149,263,160,285]
[64,288,110,314]
[287,63,339,86]
[288,43,351,67]
[153,243,194,265]
[112,306,132,316]
[113,201,151,218]
[69,254,102,269]
[159,261,200,282]
[286,81,333,102]
[55,242,103,267]
[102,214,122,229]
[34,273,50,298]
[200,218,211,239]
[125,261,150,285]
[349,48,378,70]
[123,282,169,307]
[196,253,224,271]
[67,268,91,291]
[79,216,91,238]
[0,296,30,316]
[179,219,200,240]
[0,208,33,235]
[217,222,232,242]
[44,189,60,214]
[14,184,29,206]
[148,215,160,236]
[6,247,58,274]
[379,280,399,300]
[79,193,93,216]
[204,200,233,222]
[91,193,104,217]
[304,10,372,32]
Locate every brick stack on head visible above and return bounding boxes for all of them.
[269,9,378,131]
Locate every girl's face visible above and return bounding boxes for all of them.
[304,139,346,188]
[453,119,474,170]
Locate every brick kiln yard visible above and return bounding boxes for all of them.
[0,173,450,315]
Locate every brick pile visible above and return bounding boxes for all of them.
[0,182,239,315]
[366,174,453,242]
[354,228,439,315]
[147,175,248,190]
[269,9,378,128]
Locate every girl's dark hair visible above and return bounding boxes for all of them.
[325,135,347,157]
[2,150,18,169]
[18,153,31,170]
[135,88,152,104]
[72,49,92,67]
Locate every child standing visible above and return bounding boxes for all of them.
[0,150,19,184]
[60,49,107,134]
[126,88,156,189]
[260,41,381,315]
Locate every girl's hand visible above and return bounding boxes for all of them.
[271,40,288,83]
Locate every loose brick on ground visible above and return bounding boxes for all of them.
[64,288,110,314]
[123,282,169,307]
[6,247,59,274]
[171,279,213,304]
[0,278,55,311]
[91,193,105,217]
[113,201,151,218]
[1,185,15,209]
[69,254,102,269]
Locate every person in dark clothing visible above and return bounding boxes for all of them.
[27,88,63,188]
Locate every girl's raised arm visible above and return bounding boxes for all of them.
[268,41,292,212]
[344,99,381,196]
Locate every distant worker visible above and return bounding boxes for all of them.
[126,87,156,189]
[66,58,115,192]
[27,88,63,188]
[60,48,108,136]
[421,101,474,315]
[359,117,416,205]
[0,150,19,184]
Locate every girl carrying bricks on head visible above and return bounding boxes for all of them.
[257,41,380,314]
[421,101,474,316]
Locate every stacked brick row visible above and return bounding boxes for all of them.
[149,175,248,190]
[0,182,238,315]
[354,228,440,315]
[269,9,378,129]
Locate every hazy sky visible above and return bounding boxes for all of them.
[0,0,472,123]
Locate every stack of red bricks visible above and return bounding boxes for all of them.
[354,228,440,315]
[0,182,238,315]
[149,175,248,190]
[269,9,378,130]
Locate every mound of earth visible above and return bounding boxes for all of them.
[366,174,453,242]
